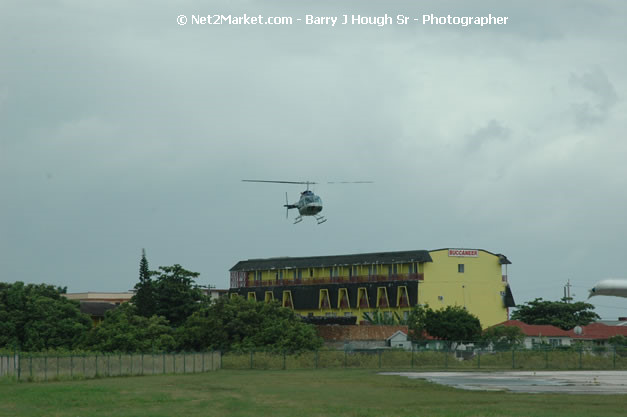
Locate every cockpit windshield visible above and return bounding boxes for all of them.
[302,194,322,205]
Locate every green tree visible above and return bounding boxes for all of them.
[425,306,482,346]
[407,304,430,343]
[84,303,176,352]
[152,264,206,326]
[0,282,91,351]
[481,325,525,351]
[132,249,156,317]
[510,298,600,330]
[177,296,323,352]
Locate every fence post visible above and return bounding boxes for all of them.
[250,351,254,369]
[444,346,448,369]
[95,354,98,377]
[183,352,186,374]
[511,348,515,369]
[70,354,73,379]
[83,354,86,378]
[579,346,583,370]
[315,350,318,369]
[411,345,414,369]
[17,351,20,381]
[163,352,166,374]
[283,351,286,370]
[378,349,382,369]
[173,353,176,374]
[344,350,347,368]
[477,350,481,369]
[29,355,33,380]
[545,348,549,369]
[119,353,122,376]
[193,352,196,373]
[57,355,60,379]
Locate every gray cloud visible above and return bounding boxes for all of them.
[465,119,511,152]
[569,69,619,127]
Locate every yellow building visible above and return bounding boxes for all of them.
[229,248,515,328]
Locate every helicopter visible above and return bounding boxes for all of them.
[242,179,372,224]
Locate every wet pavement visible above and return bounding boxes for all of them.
[380,371,627,394]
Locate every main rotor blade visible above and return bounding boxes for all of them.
[326,181,374,184]
[242,180,317,185]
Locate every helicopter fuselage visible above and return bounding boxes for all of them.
[295,190,323,216]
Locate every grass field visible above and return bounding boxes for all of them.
[1,369,626,417]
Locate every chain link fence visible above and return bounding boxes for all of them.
[0,351,221,382]
[222,345,627,371]
[4,345,627,382]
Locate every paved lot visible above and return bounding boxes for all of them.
[381,371,627,394]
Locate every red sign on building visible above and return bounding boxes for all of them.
[448,249,479,257]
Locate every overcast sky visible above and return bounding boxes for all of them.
[2,1,626,320]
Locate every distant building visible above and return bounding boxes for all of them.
[63,291,134,305]
[63,292,134,325]
[229,248,515,327]
[493,320,627,348]
[317,325,409,350]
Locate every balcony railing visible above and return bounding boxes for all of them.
[243,273,424,288]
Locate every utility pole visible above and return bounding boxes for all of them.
[563,279,572,303]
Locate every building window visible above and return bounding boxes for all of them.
[309,268,314,278]
[458,264,465,273]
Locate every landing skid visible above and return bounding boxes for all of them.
[292,215,327,225]
[315,215,327,225]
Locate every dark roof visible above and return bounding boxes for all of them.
[80,301,118,317]
[230,250,433,272]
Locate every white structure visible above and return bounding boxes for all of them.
[589,279,627,299]
[387,330,411,350]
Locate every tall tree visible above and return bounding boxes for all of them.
[132,249,156,317]
[510,298,600,330]
[152,264,205,326]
